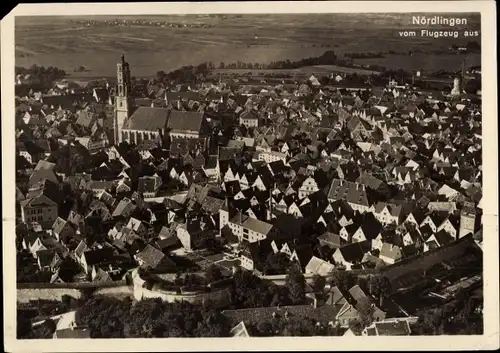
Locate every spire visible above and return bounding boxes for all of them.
[121,54,125,63]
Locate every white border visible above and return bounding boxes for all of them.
[2,2,498,352]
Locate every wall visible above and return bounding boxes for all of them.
[134,285,232,308]
[17,288,83,303]
[17,280,130,303]
[131,268,232,308]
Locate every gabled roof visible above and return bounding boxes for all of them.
[325,286,348,306]
[135,244,171,268]
[123,107,169,132]
[366,319,412,336]
[305,256,335,276]
[337,242,367,263]
[167,110,205,133]
[28,168,60,186]
[229,321,251,337]
[82,247,115,266]
[20,193,57,208]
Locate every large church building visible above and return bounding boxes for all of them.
[113,55,211,146]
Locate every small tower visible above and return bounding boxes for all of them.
[451,77,461,97]
[114,55,133,145]
[459,201,476,238]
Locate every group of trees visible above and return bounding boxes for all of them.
[74,296,231,338]
[231,265,306,309]
[154,62,211,86]
[344,52,385,59]
[47,143,92,176]
[413,289,483,335]
[251,316,342,337]
[16,65,66,85]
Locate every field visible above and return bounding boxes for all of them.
[15,14,481,80]
[214,65,382,77]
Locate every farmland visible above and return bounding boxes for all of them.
[15,14,481,80]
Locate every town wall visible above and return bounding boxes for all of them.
[133,285,232,308]
[17,280,130,303]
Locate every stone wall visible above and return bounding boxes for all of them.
[17,280,130,303]
[134,285,232,308]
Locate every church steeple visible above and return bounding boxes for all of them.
[114,54,133,144]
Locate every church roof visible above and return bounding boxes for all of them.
[167,110,205,133]
[123,107,170,132]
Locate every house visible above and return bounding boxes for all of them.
[379,243,403,264]
[256,150,287,164]
[332,242,368,270]
[327,179,370,213]
[52,217,76,243]
[318,232,343,250]
[229,321,251,337]
[134,244,175,270]
[298,176,320,199]
[138,174,162,198]
[239,110,260,128]
[78,247,116,274]
[371,202,404,226]
[36,249,61,271]
[239,241,264,272]
[112,197,136,218]
[20,193,58,228]
[125,217,151,239]
[227,212,278,243]
[362,318,412,336]
[305,256,335,276]
[176,216,211,252]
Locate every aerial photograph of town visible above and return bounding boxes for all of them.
[14,12,484,339]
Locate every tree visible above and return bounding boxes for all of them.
[285,263,306,305]
[31,319,57,339]
[311,274,326,293]
[256,321,274,336]
[204,264,222,283]
[17,314,32,339]
[263,252,290,275]
[330,271,357,293]
[368,275,392,307]
[76,296,130,338]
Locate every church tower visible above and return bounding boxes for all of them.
[114,55,133,145]
[451,77,461,97]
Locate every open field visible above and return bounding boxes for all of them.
[16,14,481,79]
[213,65,382,77]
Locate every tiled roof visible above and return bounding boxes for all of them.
[327,179,368,206]
[305,256,335,276]
[230,213,273,235]
[167,110,205,133]
[83,247,115,266]
[123,107,169,131]
[135,244,169,269]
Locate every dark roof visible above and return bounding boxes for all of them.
[123,107,169,131]
[82,247,115,266]
[338,242,367,263]
[135,244,170,269]
[167,110,205,133]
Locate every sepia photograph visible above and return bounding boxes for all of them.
[2,1,498,351]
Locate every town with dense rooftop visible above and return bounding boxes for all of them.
[15,41,484,338]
